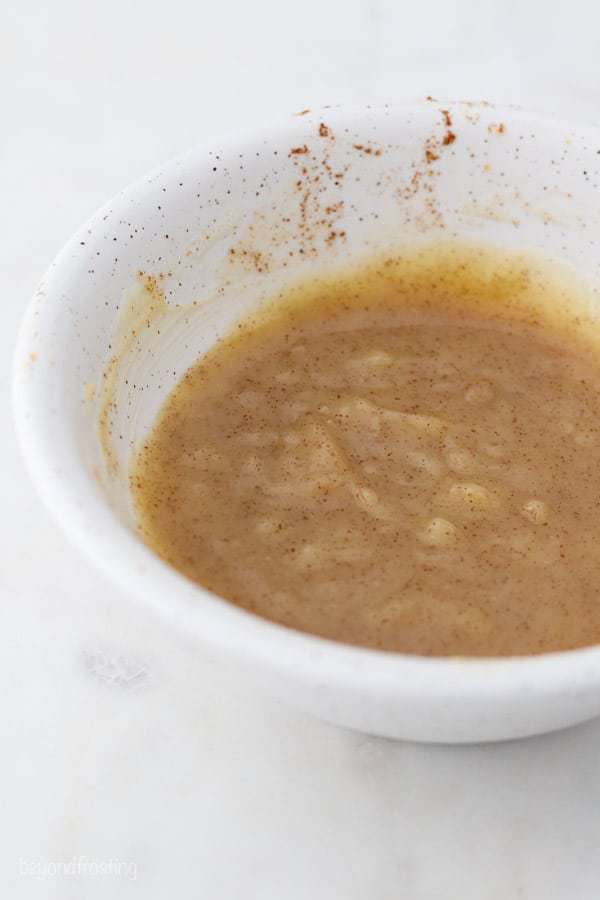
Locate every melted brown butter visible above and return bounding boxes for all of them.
[130,243,600,656]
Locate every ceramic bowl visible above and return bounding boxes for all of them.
[14,101,600,743]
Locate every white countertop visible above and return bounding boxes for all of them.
[4,1,600,895]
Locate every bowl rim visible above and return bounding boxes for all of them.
[14,99,600,699]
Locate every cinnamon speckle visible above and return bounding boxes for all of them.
[353,143,382,157]
[137,271,165,301]
[325,229,347,245]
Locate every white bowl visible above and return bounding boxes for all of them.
[14,101,600,743]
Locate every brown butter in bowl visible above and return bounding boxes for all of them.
[130,245,600,657]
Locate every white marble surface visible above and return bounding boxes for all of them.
[4,0,600,895]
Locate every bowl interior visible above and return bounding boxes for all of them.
[16,101,600,647]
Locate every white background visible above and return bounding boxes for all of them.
[4,1,600,896]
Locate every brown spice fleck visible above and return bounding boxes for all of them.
[299,190,310,224]
[441,109,452,128]
[325,229,347,245]
[294,109,311,116]
[136,271,164,300]
[425,148,439,163]
[443,131,456,146]
[227,246,270,274]
[284,131,349,256]
[353,143,382,157]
